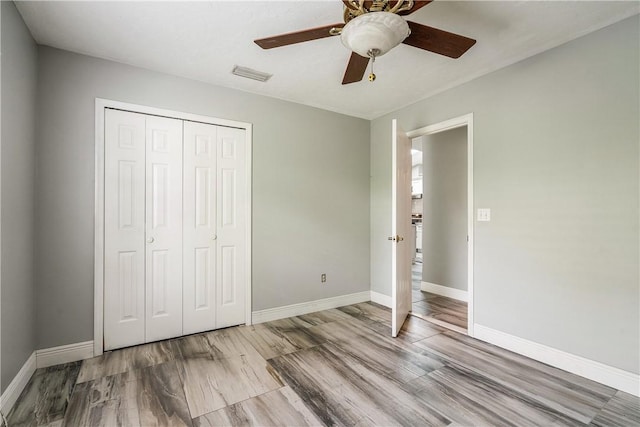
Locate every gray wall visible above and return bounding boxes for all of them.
[35,46,370,349]
[1,1,37,392]
[421,128,467,291]
[371,16,639,374]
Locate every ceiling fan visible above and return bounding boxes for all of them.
[254,0,476,85]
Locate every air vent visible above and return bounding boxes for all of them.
[231,65,272,82]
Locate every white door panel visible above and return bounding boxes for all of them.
[391,119,412,337]
[145,116,183,342]
[104,109,146,350]
[104,109,248,350]
[183,121,217,334]
[216,127,247,328]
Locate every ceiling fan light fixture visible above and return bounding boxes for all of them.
[340,12,410,58]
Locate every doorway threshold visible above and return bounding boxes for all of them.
[409,311,467,335]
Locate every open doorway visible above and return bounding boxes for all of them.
[407,115,473,335]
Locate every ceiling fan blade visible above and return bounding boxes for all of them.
[396,1,433,16]
[403,21,476,58]
[254,24,344,49]
[342,52,370,85]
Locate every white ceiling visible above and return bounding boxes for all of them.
[15,1,639,120]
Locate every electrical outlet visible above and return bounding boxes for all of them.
[321,273,327,283]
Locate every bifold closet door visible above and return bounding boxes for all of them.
[104,109,184,350]
[104,109,146,350]
[105,110,247,350]
[182,121,217,334]
[144,116,184,343]
[183,122,247,333]
[216,126,247,328]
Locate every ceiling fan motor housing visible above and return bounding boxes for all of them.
[340,12,410,58]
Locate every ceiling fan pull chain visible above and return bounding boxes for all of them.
[369,56,376,82]
[368,48,379,82]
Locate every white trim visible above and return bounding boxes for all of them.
[35,341,94,369]
[406,113,474,336]
[0,30,2,425]
[421,281,468,302]
[466,117,474,337]
[370,291,392,308]
[94,98,253,356]
[407,114,474,139]
[94,99,105,357]
[0,9,3,417]
[251,291,371,324]
[96,99,251,130]
[0,352,36,417]
[474,324,640,397]
[244,124,253,326]
[0,341,97,418]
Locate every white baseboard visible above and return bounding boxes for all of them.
[421,281,468,302]
[0,341,95,418]
[370,291,392,308]
[474,324,640,397]
[252,291,370,324]
[0,352,36,417]
[36,341,94,369]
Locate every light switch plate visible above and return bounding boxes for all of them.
[477,208,491,222]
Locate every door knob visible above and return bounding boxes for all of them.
[212,235,217,240]
[146,237,155,243]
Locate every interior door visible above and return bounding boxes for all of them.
[183,121,218,335]
[215,126,247,328]
[104,109,146,350]
[144,116,184,342]
[391,119,412,337]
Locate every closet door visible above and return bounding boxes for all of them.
[104,109,146,350]
[144,116,184,342]
[216,126,247,328]
[183,121,217,334]
[104,109,248,350]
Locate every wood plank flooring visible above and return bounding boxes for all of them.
[6,302,639,426]
[5,362,81,427]
[412,261,468,333]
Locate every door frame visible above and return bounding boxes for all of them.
[405,113,474,336]
[94,98,253,356]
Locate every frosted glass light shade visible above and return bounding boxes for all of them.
[341,12,410,58]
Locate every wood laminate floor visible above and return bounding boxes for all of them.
[411,262,468,333]
[6,303,639,426]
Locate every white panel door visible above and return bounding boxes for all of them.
[183,121,217,334]
[391,119,412,337]
[216,126,247,328]
[145,116,184,342]
[104,109,146,350]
